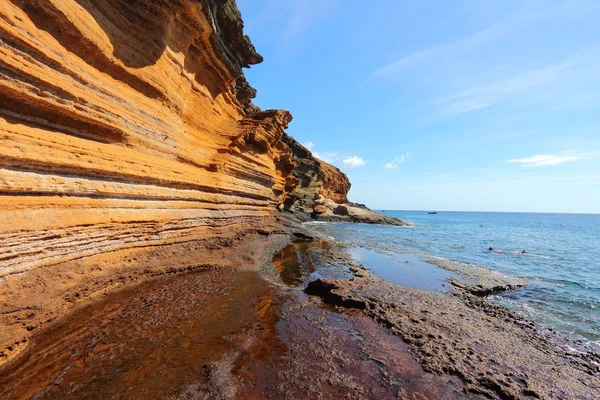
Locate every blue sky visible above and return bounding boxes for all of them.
[237,0,600,213]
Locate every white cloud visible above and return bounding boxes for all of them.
[507,154,580,167]
[342,156,367,168]
[314,152,338,163]
[303,141,338,163]
[384,153,410,169]
[303,141,315,151]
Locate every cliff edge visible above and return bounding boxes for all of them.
[0,0,404,363]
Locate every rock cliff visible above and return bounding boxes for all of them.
[0,0,399,363]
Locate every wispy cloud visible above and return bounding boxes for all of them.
[508,154,580,167]
[384,153,410,169]
[240,0,338,52]
[282,0,338,39]
[374,26,500,77]
[315,151,338,163]
[434,44,600,116]
[373,0,600,77]
[342,156,367,168]
[303,141,338,163]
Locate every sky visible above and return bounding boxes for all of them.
[236,0,600,213]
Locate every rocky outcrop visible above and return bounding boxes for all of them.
[278,134,350,212]
[0,0,357,364]
[311,200,412,226]
[273,137,407,226]
[319,161,351,204]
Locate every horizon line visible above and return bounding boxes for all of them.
[374,209,600,215]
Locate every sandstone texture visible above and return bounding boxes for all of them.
[0,0,370,364]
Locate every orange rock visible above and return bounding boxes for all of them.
[313,205,328,214]
[0,0,350,363]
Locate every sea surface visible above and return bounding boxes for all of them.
[310,211,600,349]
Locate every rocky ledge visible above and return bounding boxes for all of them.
[310,199,411,226]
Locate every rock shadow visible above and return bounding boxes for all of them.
[16,0,233,100]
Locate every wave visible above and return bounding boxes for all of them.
[536,277,600,292]
[506,250,551,259]
[308,220,600,348]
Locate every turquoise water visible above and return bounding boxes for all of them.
[311,211,600,348]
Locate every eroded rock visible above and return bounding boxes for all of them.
[304,273,600,399]
[0,0,353,364]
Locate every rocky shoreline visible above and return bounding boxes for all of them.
[0,1,410,366]
[2,220,599,399]
[302,246,600,399]
[0,220,464,400]
[1,1,598,398]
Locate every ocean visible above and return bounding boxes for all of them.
[309,211,600,349]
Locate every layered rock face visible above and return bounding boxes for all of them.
[279,134,350,211]
[0,0,350,361]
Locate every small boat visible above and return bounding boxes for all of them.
[428,211,438,214]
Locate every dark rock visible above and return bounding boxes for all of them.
[304,279,367,310]
[348,202,369,210]
[466,284,525,297]
[203,0,263,76]
[333,205,349,216]
[235,76,261,115]
[279,134,350,211]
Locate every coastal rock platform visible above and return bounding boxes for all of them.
[304,258,600,399]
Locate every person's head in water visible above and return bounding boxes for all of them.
[489,247,493,251]
[522,250,528,254]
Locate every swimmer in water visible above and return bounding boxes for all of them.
[488,247,503,253]
[522,250,528,254]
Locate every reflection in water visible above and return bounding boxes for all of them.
[271,240,329,286]
[0,270,282,400]
[349,247,455,292]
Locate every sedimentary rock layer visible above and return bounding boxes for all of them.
[0,0,349,362]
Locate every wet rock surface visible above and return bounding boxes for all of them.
[303,255,600,399]
[254,292,469,400]
[1,270,280,399]
[0,238,470,400]
[427,257,527,296]
[3,232,598,399]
